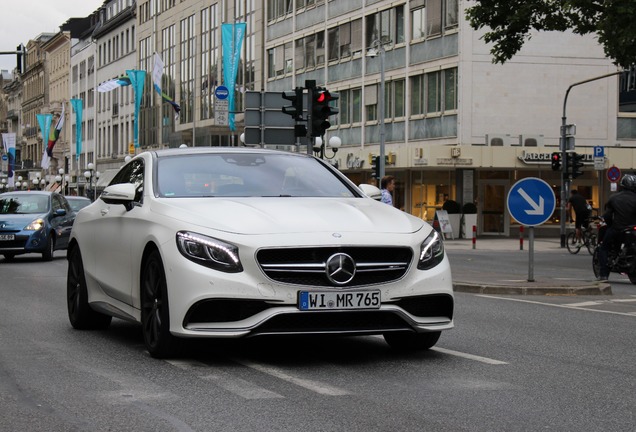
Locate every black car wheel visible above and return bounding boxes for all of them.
[141,249,179,358]
[67,246,112,329]
[384,331,441,352]
[42,232,54,261]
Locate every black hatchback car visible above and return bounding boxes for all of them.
[0,191,75,261]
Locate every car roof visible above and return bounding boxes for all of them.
[0,191,55,197]
[148,146,312,159]
[66,196,90,201]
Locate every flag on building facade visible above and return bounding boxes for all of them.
[153,52,181,116]
[70,98,83,159]
[127,69,146,148]
[1,133,16,187]
[41,103,65,169]
[222,22,246,131]
[97,76,131,93]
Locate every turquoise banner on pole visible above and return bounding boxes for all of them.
[70,99,83,160]
[222,22,246,131]
[36,114,53,153]
[127,69,146,148]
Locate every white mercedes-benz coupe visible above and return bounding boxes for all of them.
[67,147,453,358]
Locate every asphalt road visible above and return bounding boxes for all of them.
[1,249,635,432]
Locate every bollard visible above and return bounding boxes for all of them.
[519,225,524,250]
[472,225,476,249]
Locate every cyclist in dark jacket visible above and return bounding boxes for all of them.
[598,174,636,281]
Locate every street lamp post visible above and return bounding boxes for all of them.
[559,70,623,247]
[84,163,100,201]
[367,39,388,180]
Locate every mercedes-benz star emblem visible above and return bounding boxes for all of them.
[325,253,356,285]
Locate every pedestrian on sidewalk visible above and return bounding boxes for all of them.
[380,175,395,206]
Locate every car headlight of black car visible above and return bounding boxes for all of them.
[176,231,243,273]
[417,230,444,270]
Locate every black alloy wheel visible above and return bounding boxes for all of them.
[67,246,112,329]
[383,331,441,351]
[141,249,179,358]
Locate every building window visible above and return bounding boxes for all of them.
[445,0,458,29]
[179,14,195,124]
[412,7,426,40]
[267,0,293,21]
[443,68,457,111]
[426,0,442,37]
[201,5,219,120]
[410,67,457,116]
[339,87,361,124]
[365,6,404,47]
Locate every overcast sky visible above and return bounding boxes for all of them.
[0,0,105,72]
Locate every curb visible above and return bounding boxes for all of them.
[453,282,612,296]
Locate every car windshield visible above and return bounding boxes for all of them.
[0,195,50,214]
[67,198,91,212]
[156,153,358,198]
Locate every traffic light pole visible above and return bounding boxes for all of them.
[559,70,623,248]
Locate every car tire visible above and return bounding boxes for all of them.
[42,233,54,261]
[67,246,112,330]
[383,331,441,351]
[141,249,179,359]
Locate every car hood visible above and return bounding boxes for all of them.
[151,198,426,235]
[0,213,47,229]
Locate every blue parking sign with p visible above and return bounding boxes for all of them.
[594,146,604,158]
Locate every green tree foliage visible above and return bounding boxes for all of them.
[466,0,636,69]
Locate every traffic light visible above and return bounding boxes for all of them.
[310,88,339,137]
[370,156,380,179]
[570,152,585,178]
[282,87,303,120]
[551,152,562,171]
[16,44,24,74]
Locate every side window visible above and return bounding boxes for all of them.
[109,159,144,203]
[51,195,63,212]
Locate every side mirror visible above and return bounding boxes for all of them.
[358,184,382,201]
[100,183,137,210]
[54,208,67,217]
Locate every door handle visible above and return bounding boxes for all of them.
[101,209,109,216]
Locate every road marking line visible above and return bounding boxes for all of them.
[476,294,636,317]
[566,301,602,307]
[166,359,284,399]
[234,359,351,396]
[200,374,284,400]
[611,299,636,303]
[431,347,508,365]
[369,335,507,365]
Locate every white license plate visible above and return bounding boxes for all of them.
[299,290,381,311]
[0,234,14,241]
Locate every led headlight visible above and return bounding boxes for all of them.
[176,231,243,273]
[24,218,45,231]
[417,230,444,270]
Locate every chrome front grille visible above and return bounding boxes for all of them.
[256,247,413,287]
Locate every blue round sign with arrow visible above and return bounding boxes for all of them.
[507,177,556,226]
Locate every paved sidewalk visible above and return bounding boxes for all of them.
[444,237,611,295]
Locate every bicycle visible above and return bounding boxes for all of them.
[566,216,601,255]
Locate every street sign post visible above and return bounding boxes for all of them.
[507,177,557,282]
[607,165,621,183]
[214,85,230,126]
[593,146,605,170]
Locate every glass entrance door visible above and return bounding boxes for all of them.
[478,180,509,236]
